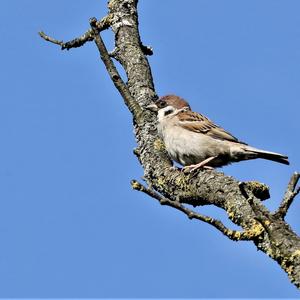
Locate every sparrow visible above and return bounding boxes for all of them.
[147,95,289,171]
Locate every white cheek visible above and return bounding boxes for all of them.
[157,106,176,122]
[157,110,165,122]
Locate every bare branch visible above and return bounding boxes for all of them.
[39,14,113,50]
[89,17,143,121]
[274,172,300,219]
[131,180,263,241]
[38,31,64,47]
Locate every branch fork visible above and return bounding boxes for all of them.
[131,180,264,241]
[39,14,113,50]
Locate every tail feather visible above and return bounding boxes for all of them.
[244,146,289,165]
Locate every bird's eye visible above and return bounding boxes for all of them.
[157,100,166,108]
[164,109,173,116]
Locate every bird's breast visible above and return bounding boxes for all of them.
[159,121,224,166]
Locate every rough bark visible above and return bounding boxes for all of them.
[39,0,300,290]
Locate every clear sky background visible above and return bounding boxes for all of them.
[0,0,300,298]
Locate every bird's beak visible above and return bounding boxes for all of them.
[146,103,158,112]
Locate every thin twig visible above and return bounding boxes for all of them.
[39,14,113,50]
[89,17,143,120]
[38,31,64,46]
[131,180,263,241]
[274,172,300,219]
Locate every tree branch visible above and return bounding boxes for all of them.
[131,180,264,241]
[89,17,143,120]
[38,31,64,47]
[274,172,300,219]
[39,14,113,50]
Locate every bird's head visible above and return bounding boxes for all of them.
[146,95,191,112]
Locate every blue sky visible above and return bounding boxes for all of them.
[1,0,300,298]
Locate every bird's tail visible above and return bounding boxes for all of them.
[243,146,289,165]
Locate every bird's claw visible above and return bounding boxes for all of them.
[181,156,217,173]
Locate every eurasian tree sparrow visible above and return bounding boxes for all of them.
[148,95,289,171]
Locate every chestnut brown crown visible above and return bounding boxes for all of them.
[155,95,191,110]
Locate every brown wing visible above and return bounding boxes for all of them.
[177,110,246,144]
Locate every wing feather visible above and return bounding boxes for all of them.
[176,111,246,144]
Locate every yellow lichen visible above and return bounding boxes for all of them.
[231,231,241,240]
[228,212,235,220]
[175,176,187,186]
[286,265,294,275]
[244,180,270,200]
[292,250,300,257]
[157,177,165,186]
[131,180,140,190]
[249,223,264,236]
[153,139,165,151]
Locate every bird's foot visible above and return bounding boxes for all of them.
[182,156,216,172]
[169,165,180,171]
